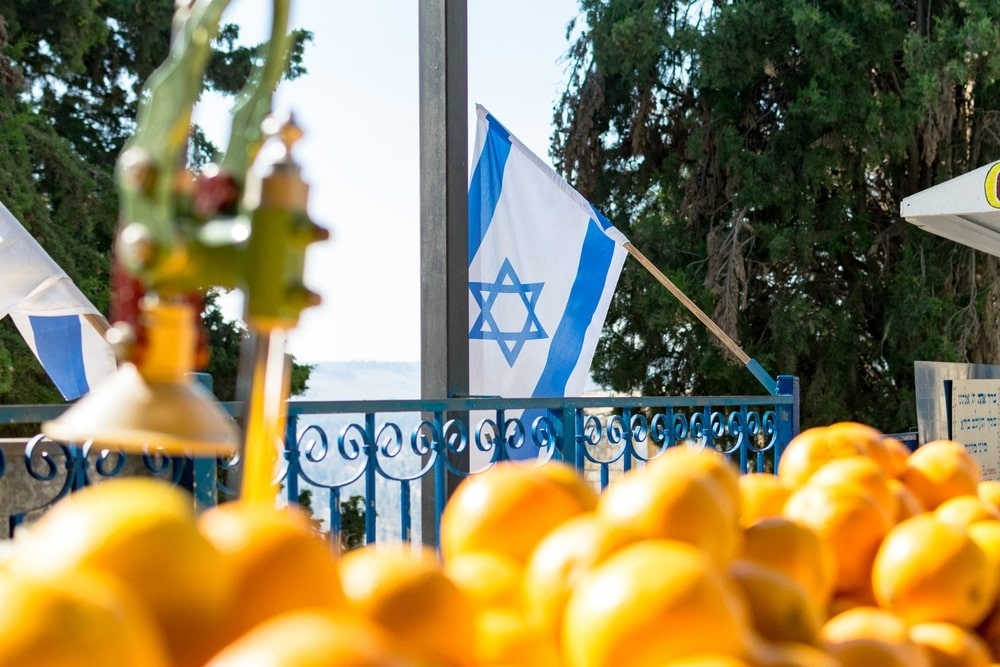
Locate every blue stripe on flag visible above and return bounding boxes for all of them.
[468,114,512,263]
[590,204,616,232]
[28,314,89,400]
[504,219,615,462]
[531,219,617,397]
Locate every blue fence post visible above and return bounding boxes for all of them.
[188,372,219,510]
[775,375,800,468]
[284,411,300,506]
[8,514,23,539]
[559,404,574,464]
[621,407,634,475]
[433,410,448,546]
[495,408,508,463]
[364,412,377,545]
[67,444,88,491]
[399,481,411,543]
[739,404,749,474]
[573,408,585,473]
[328,486,342,549]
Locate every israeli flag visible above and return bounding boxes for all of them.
[468,105,628,458]
[0,201,116,400]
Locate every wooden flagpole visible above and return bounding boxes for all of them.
[624,242,777,394]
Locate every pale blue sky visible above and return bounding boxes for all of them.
[195,1,583,363]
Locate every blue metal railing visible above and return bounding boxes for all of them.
[0,375,800,545]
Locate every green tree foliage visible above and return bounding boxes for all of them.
[337,494,368,552]
[0,2,312,406]
[556,0,1000,430]
[296,488,368,551]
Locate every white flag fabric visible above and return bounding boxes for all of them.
[468,104,628,453]
[0,200,116,400]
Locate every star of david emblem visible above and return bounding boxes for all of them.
[469,258,547,366]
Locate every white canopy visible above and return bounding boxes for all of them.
[901,160,1000,256]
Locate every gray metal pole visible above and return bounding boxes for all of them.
[418,0,468,546]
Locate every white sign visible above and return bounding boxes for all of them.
[950,379,1000,481]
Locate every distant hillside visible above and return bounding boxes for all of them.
[299,361,420,401]
[288,360,607,543]
[298,360,604,401]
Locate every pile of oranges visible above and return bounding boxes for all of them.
[4,421,1000,666]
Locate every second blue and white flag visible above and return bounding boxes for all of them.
[468,104,628,411]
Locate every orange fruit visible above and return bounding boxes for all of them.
[804,455,898,524]
[782,482,891,594]
[561,539,755,667]
[824,421,908,476]
[521,512,637,641]
[828,590,879,618]
[12,478,234,667]
[339,543,475,666]
[196,501,345,651]
[776,425,867,488]
[977,602,1000,660]
[443,551,524,613]
[970,521,1000,656]
[889,477,926,521]
[202,610,414,666]
[936,495,1000,527]
[907,621,993,667]
[660,656,752,666]
[900,440,981,510]
[969,520,1000,579]
[533,460,599,511]
[726,559,822,645]
[0,570,170,667]
[820,606,930,667]
[737,473,791,527]
[872,513,998,628]
[649,444,743,514]
[596,446,741,563]
[980,480,1000,513]
[739,516,836,616]
[472,609,560,667]
[751,641,841,667]
[875,436,914,478]
[439,461,590,564]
